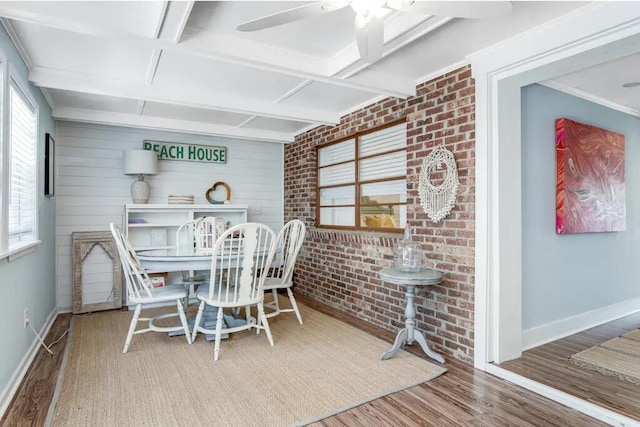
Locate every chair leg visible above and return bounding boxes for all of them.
[213,307,224,361]
[272,289,279,311]
[287,288,303,325]
[256,303,262,335]
[191,301,205,343]
[176,299,192,345]
[258,302,274,347]
[123,304,142,354]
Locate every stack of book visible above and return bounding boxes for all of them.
[168,195,195,204]
[128,218,147,224]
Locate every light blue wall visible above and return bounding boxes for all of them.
[0,24,56,400]
[522,84,640,330]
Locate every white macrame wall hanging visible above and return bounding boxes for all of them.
[418,145,459,223]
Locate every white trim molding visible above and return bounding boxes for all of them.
[523,298,640,351]
[485,365,639,427]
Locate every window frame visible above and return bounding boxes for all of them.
[316,119,407,232]
[0,60,41,260]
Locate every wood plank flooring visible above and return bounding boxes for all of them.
[2,297,607,427]
[500,312,640,422]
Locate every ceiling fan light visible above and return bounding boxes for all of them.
[355,12,373,28]
[350,0,387,14]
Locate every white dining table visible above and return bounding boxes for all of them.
[136,247,265,340]
[137,247,227,273]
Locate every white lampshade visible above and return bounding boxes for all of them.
[123,150,158,176]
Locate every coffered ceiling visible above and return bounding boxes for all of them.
[0,1,589,143]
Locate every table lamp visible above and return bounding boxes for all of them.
[123,149,158,204]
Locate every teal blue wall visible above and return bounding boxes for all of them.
[0,23,56,401]
[522,84,640,330]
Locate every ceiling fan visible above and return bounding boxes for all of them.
[237,1,512,63]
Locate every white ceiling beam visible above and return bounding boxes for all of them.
[144,49,163,84]
[30,67,338,125]
[157,1,195,43]
[0,2,166,39]
[169,29,415,98]
[136,100,146,115]
[53,107,295,143]
[0,2,414,98]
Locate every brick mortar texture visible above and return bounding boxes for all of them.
[285,65,475,363]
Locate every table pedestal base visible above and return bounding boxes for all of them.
[377,269,446,365]
[169,305,232,341]
[380,327,445,363]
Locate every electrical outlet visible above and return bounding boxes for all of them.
[249,205,263,215]
[23,308,29,328]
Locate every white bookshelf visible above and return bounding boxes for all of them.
[124,204,248,251]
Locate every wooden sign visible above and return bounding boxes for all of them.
[143,140,227,164]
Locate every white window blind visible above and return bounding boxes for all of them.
[359,123,406,157]
[8,82,37,248]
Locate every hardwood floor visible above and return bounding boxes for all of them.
[2,298,607,427]
[1,313,72,427]
[500,312,640,422]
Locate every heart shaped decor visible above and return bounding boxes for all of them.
[205,181,231,204]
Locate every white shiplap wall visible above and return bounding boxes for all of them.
[56,121,284,310]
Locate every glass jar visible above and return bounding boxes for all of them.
[393,226,422,272]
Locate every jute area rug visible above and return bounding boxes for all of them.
[47,300,446,426]
[571,328,640,385]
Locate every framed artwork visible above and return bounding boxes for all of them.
[72,231,122,314]
[44,133,55,196]
[556,118,625,234]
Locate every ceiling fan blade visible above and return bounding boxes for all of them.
[400,1,512,19]
[356,18,384,64]
[237,2,333,32]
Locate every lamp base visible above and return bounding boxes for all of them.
[131,176,151,204]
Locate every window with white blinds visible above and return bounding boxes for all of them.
[316,121,407,230]
[7,80,38,249]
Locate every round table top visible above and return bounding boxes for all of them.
[379,267,444,285]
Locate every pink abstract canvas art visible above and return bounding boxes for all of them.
[556,118,625,234]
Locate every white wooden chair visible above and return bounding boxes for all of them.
[176,217,220,254]
[263,219,306,324]
[110,223,191,353]
[175,217,220,286]
[191,222,277,361]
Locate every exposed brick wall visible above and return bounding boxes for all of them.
[284,65,475,363]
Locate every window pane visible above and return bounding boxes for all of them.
[360,205,406,229]
[359,123,406,157]
[320,186,355,206]
[361,180,407,204]
[318,138,354,167]
[320,207,354,226]
[359,151,406,181]
[360,180,406,230]
[319,161,354,186]
[8,83,37,248]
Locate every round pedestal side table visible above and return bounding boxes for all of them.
[379,267,445,363]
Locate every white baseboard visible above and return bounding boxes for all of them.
[522,298,640,351]
[0,307,59,419]
[484,364,638,427]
